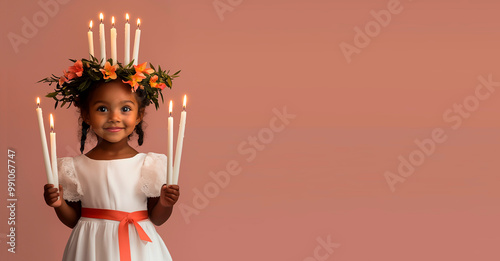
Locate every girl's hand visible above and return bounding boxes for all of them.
[43,184,63,208]
[159,184,180,208]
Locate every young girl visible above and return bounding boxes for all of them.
[42,60,180,261]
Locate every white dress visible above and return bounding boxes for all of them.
[57,152,172,261]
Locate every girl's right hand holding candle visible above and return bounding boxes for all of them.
[43,184,81,228]
[44,184,63,208]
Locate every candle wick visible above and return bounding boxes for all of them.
[169,112,172,117]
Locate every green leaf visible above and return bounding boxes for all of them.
[46,92,58,98]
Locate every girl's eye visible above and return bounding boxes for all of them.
[122,106,132,112]
[97,106,108,112]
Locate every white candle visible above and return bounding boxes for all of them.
[124,13,130,65]
[88,20,94,59]
[50,114,59,194]
[167,100,173,185]
[173,95,187,185]
[132,18,141,66]
[36,98,54,185]
[110,16,117,65]
[99,13,106,66]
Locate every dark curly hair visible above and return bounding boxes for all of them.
[74,79,149,153]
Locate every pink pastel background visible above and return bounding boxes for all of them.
[1,0,499,260]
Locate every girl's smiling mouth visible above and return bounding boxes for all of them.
[105,127,124,132]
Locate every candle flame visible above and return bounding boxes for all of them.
[89,20,93,30]
[112,16,115,26]
[183,95,187,110]
[36,97,40,107]
[100,13,103,22]
[169,100,173,116]
[137,18,141,28]
[126,13,129,22]
[50,114,54,132]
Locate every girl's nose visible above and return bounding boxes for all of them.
[108,109,121,122]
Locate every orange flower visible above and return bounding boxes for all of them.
[59,74,67,85]
[63,70,76,81]
[123,73,146,91]
[158,83,167,90]
[100,62,118,80]
[150,75,158,87]
[149,75,167,90]
[68,60,83,77]
[134,62,154,75]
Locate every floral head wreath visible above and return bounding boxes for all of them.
[39,56,180,110]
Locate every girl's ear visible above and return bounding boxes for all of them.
[136,113,143,125]
[136,108,145,125]
[82,113,90,125]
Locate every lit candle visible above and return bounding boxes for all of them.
[167,100,173,185]
[124,13,130,65]
[132,18,141,66]
[50,114,59,194]
[88,20,94,59]
[110,16,117,65]
[99,13,106,65]
[36,98,54,185]
[173,95,187,185]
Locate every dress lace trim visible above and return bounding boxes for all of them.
[140,153,167,197]
[58,157,83,202]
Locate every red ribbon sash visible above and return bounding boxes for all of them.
[81,208,152,261]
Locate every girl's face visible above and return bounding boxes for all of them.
[84,80,142,144]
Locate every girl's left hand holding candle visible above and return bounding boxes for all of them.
[159,185,180,208]
[148,184,180,226]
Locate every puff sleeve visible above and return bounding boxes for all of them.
[57,157,83,202]
[139,152,168,197]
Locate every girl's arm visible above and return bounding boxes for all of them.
[44,184,82,228]
[147,185,180,226]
